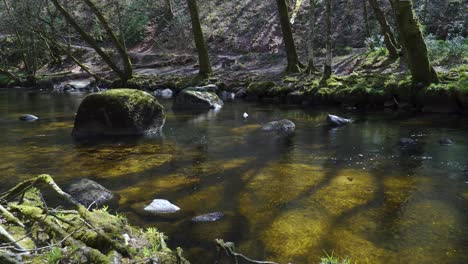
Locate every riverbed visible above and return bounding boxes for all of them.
[1,88,467,263]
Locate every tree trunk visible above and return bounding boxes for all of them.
[391,0,438,85]
[83,0,133,81]
[49,0,129,83]
[322,0,332,81]
[276,0,302,73]
[368,0,399,59]
[187,0,212,77]
[363,0,370,38]
[306,0,318,72]
[166,0,175,20]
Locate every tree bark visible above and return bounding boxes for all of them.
[166,0,175,20]
[322,0,333,81]
[187,0,212,77]
[276,0,302,73]
[391,0,438,85]
[363,0,371,38]
[306,0,318,72]
[49,0,129,83]
[368,0,399,59]
[82,0,133,81]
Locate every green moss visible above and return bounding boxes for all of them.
[247,81,277,97]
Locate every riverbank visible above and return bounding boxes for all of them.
[0,175,189,264]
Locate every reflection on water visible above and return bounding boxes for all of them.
[1,88,468,263]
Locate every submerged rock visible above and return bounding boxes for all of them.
[144,199,180,213]
[19,114,39,122]
[173,90,224,110]
[66,178,113,206]
[327,114,352,127]
[192,212,224,222]
[72,89,165,138]
[261,119,296,133]
[438,138,454,146]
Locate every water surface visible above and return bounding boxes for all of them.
[1,88,468,263]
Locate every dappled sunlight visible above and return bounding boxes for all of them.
[314,169,376,216]
[175,185,225,212]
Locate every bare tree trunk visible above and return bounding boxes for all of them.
[391,0,438,85]
[82,0,133,81]
[187,0,212,77]
[166,0,175,20]
[322,0,332,81]
[306,0,318,72]
[363,0,371,38]
[276,0,303,73]
[49,0,128,83]
[0,67,21,83]
[368,0,399,59]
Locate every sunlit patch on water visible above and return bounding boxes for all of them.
[1,89,468,263]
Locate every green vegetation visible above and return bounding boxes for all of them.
[320,252,355,264]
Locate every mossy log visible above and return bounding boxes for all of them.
[0,175,189,264]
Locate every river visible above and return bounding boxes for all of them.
[1,88,467,263]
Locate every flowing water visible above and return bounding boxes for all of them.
[1,88,468,264]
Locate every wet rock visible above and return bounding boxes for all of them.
[326,114,352,127]
[66,178,113,206]
[68,80,92,91]
[399,137,416,146]
[261,119,296,133]
[173,90,224,110]
[144,199,180,213]
[192,212,224,222]
[186,84,218,93]
[234,88,247,99]
[72,89,165,138]
[154,88,173,99]
[19,114,38,122]
[438,138,454,146]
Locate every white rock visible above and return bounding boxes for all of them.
[144,199,180,213]
[243,112,249,118]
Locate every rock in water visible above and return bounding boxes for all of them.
[72,89,165,138]
[66,179,113,206]
[173,90,224,110]
[144,199,180,213]
[438,138,454,146]
[399,137,416,146]
[19,114,39,122]
[261,119,296,132]
[192,212,224,222]
[154,88,173,99]
[186,84,218,93]
[326,114,352,127]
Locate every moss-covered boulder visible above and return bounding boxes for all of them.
[72,89,165,138]
[173,90,223,110]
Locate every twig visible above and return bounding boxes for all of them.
[215,239,279,264]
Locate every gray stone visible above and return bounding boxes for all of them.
[19,114,39,122]
[438,138,454,146]
[154,88,173,99]
[66,179,113,206]
[173,90,224,110]
[399,138,416,146]
[144,199,180,213]
[192,212,224,222]
[327,114,352,127]
[72,89,165,138]
[186,84,218,93]
[261,119,296,133]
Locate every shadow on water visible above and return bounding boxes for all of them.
[1,89,468,263]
